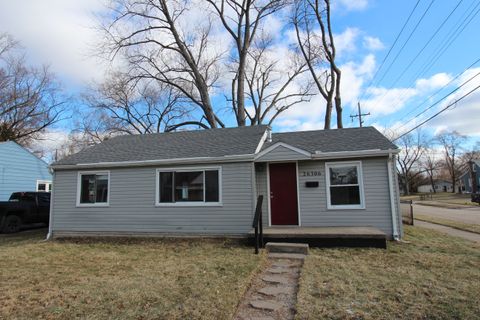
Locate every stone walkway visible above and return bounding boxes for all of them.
[234,253,305,320]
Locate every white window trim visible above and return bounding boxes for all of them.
[76,171,110,207]
[36,180,52,192]
[155,166,223,207]
[325,161,365,210]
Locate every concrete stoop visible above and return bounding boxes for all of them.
[265,242,309,255]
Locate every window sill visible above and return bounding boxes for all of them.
[155,202,223,207]
[327,205,365,210]
[76,203,110,208]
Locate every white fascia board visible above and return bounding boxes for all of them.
[312,149,400,160]
[51,154,255,170]
[254,142,312,160]
[254,127,270,154]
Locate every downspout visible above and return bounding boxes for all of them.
[45,168,55,241]
[387,153,400,240]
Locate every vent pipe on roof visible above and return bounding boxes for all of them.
[267,127,272,142]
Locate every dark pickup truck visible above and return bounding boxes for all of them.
[472,193,480,204]
[0,192,50,233]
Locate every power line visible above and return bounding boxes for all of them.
[394,56,480,121]
[395,69,480,132]
[393,83,480,141]
[410,0,480,83]
[358,0,421,102]
[386,0,463,89]
[373,0,436,87]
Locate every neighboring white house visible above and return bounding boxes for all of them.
[0,141,52,201]
[417,180,453,193]
[48,126,402,240]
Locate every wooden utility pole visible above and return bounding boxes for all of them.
[350,102,370,128]
[350,102,370,127]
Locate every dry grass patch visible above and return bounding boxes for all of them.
[0,230,263,319]
[296,226,480,320]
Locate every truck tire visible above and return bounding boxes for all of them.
[2,215,22,233]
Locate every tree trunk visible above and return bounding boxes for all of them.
[324,101,332,129]
[429,173,436,193]
[236,55,246,126]
[335,96,342,128]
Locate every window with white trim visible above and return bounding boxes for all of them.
[78,172,109,205]
[36,180,52,192]
[157,168,221,205]
[326,162,365,209]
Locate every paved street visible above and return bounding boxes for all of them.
[413,203,480,225]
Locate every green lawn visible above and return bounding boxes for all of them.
[0,230,263,319]
[296,226,480,320]
[415,214,480,234]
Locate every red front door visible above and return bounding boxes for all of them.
[269,163,298,225]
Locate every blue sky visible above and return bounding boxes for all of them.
[0,0,479,152]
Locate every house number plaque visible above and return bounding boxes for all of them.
[301,171,321,177]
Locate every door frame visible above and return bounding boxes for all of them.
[266,161,301,227]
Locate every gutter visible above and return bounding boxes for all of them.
[51,154,256,170]
[45,171,55,241]
[387,152,400,240]
[312,149,400,160]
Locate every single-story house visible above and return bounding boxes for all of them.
[417,180,453,193]
[48,126,402,240]
[0,141,52,201]
[458,160,480,193]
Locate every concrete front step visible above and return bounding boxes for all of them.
[265,242,309,255]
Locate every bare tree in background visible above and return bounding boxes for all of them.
[206,0,287,126]
[245,34,313,125]
[422,147,441,193]
[436,131,466,193]
[102,0,224,129]
[396,131,425,195]
[293,0,342,129]
[0,33,66,146]
[83,72,191,138]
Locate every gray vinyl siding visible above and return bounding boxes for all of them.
[255,157,395,237]
[391,155,403,237]
[256,145,310,162]
[51,162,254,236]
[298,158,393,236]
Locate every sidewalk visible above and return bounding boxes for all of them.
[415,220,480,243]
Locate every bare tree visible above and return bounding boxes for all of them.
[396,131,425,195]
[83,72,192,138]
[292,0,342,129]
[421,148,442,193]
[436,131,467,193]
[0,33,66,146]
[206,0,287,126]
[102,0,224,129]
[244,34,313,125]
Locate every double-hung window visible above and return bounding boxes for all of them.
[157,167,221,206]
[77,171,110,206]
[325,161,365,209]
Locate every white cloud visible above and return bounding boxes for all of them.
[426,68,480,137]
[0,0,109,84]
[363,36,385,51]
[415,73,452,92]
[334,28,361,56]
[336,0,369,11]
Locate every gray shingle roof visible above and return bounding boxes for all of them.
[266,127,397,153]
[53,125,397,166]
[54,125,268,165]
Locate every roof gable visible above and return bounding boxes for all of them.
[255,142,311,162]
